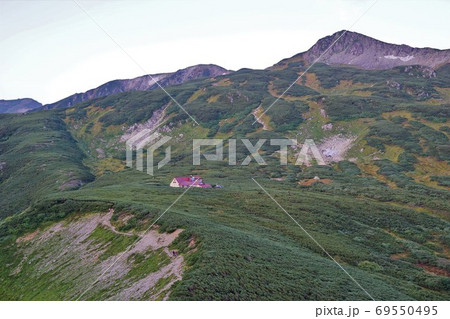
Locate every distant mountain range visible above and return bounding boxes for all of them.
[42,64,230,110]
[1,30,449,113]
[0,65,229,114]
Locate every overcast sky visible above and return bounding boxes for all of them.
[1,0,449,104]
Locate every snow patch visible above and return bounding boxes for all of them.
[384,55,414,62]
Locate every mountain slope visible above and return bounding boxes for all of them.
[0,98,42,114]
[0,31,449,301]
[43,64,230,110]
[275,30,450,70]
[0,111,93,219]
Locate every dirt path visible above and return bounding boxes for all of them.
[100,209,134,237]
[252,105,271,130]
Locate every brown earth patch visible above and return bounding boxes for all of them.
[299,178,332,186]
[16,229,40,244]
[390,251,409,260]
[416,264,450,277]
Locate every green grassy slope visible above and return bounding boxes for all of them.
[0,61,449,300]
[1,165,448,300]
[0,111,93,219]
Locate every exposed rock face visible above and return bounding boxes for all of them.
[12,211,187,300]
[0,98,42,113]
[278,30,450,70]
[44,64,230,109]
[318,135,356,163]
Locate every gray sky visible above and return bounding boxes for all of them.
[1,0,449,104]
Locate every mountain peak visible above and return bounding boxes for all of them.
[278,31,450,70]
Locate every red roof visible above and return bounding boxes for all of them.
[173,176,211,188]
